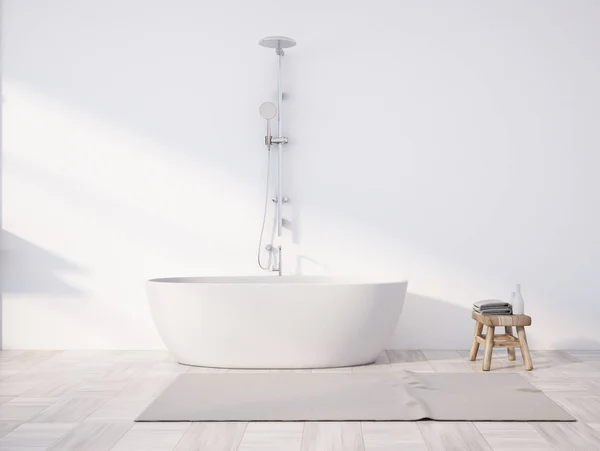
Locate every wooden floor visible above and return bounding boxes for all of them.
[1,349,599,450]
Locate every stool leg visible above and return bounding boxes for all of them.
[505,326,516,361]
[483,326,495,371]
[469,321,484,361]
[517,326,533,371]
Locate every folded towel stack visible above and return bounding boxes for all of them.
[473,299,512,315]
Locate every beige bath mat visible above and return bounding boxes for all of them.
[136,371,574,422]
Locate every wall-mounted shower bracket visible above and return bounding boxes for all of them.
[264,136,288,148]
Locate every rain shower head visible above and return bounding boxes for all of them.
[259,36,296,52]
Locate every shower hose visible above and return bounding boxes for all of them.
[257,150,276,270]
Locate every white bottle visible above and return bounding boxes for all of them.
[512,284,525,315]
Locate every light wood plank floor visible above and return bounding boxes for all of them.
[1,349,599,450]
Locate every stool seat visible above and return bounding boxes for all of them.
[469,312,533,371]
[471,312,532,327]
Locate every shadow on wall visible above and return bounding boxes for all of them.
[295,254,329,275]
[392,292,474,350]
[0,230,83,294]
[394,293,600,351]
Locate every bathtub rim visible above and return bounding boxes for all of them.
[147,276,408,286]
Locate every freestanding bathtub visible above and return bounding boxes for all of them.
[147,276,407,369]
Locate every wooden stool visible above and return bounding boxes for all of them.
[469,312,533,371]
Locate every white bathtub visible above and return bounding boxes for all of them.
[147,276,407,369]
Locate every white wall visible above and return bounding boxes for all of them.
[2,0,600,350]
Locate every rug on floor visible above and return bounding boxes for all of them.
[136,371,574,422]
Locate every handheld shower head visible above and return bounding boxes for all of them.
[259,102,277,151]
[259,102,277,120]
